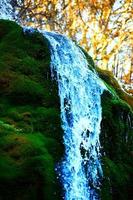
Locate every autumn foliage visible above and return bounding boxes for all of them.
[14,0,133,85]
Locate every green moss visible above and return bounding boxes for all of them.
[0,120,19,135]
[0,123,60,199]
[31,107,62,139]
[17,56,40,75]
[97,67,133,109]
[9,75,46,104]
[100,78,133,200]
[104,157,129,184]
[101,157,132,200]
[0,19,21,40]
[0,155,21,180]
[79,45,96,71]
[0,19,62,200]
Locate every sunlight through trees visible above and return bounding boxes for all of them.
[14,0,133,85]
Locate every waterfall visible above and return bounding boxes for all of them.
[0,0,13,20]
[42,31,105,200]
[0,2,106,196]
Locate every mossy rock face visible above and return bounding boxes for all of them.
[0,19,62,200]
[97,68,133,108]
[0,19,21,40]
[97,69,133,200]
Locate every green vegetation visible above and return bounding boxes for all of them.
[0,19,132,200]
[0,19,62,200]
[97,69,133,200]
[97,68,133,108]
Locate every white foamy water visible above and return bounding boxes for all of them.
[0,0,13,20]
[42,31,105,200]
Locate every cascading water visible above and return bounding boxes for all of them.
[0,0,13,20]
[0,3,106,197]
[41,31,106,200]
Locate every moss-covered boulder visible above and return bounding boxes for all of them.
[0,19,132,200]
[96,68,133,200]
[0,19,63,200]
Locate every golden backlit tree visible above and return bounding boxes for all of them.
[15,0,133,84]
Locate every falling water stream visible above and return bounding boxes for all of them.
[0,4,106,198]
[42,31,105,200]
[0,0,13,20]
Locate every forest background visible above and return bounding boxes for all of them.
[7,0,133,91]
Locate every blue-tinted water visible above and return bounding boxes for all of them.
[42,31,105,200]
[0,0,13,20]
